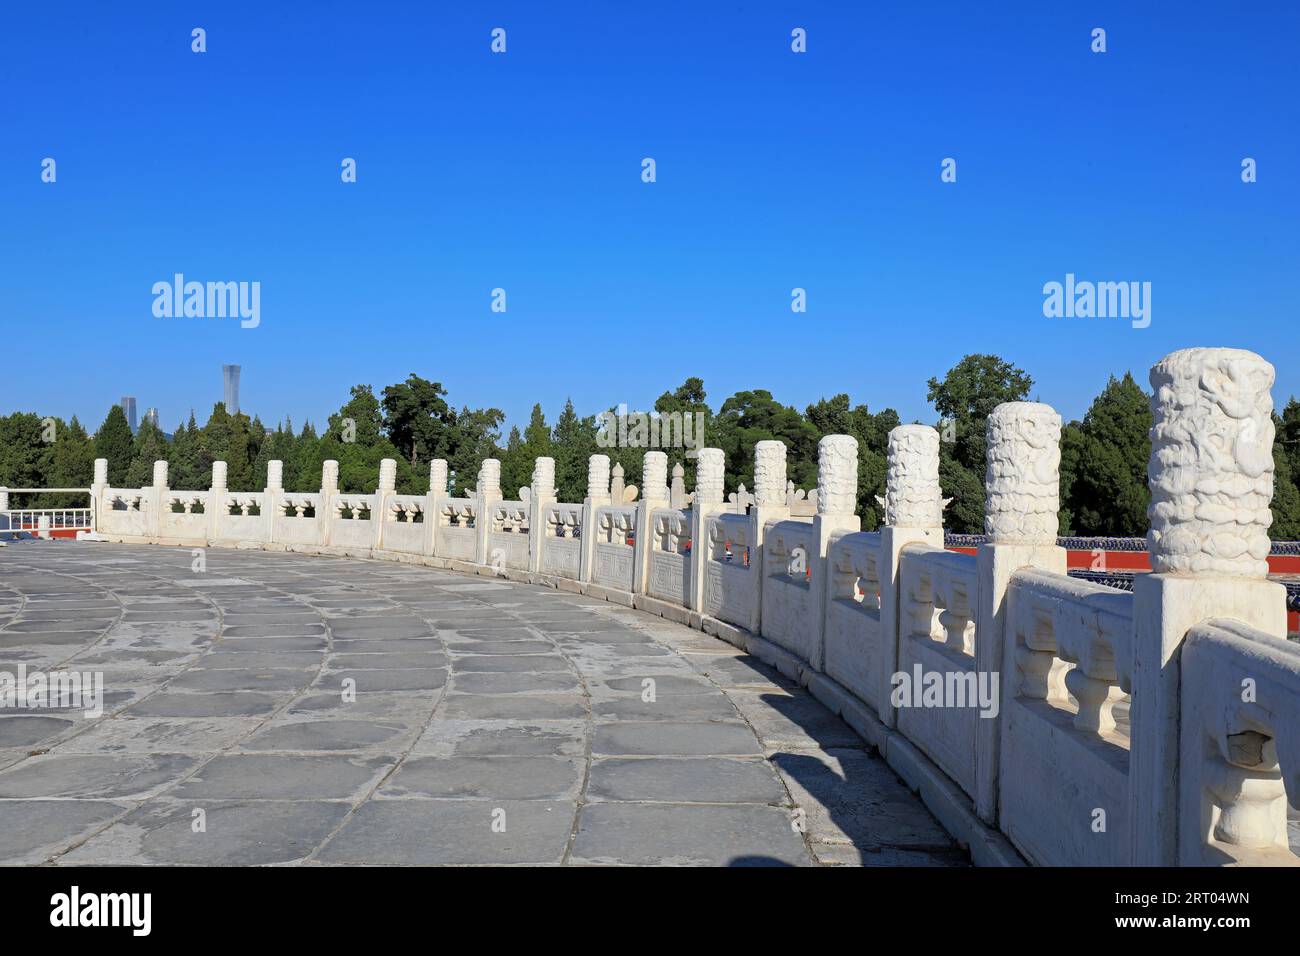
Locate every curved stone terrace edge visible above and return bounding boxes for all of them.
[0,538,973,867]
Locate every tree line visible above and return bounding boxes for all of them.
[3,354,1299,539]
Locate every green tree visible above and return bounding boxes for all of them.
[552,398,597,502]
[1061,373,1151,536]
[1270,409,1300,540]
[93,405,135,486]
[926,355,1034,533]
[290,421,323,493]
[202,403,258,491]
[382,375,456,467]
[125,417,171,488]
[805,394,900,528]
[653,377,713,489]
[47,416,96,507]
[0,413,56,507]
[170,413,210,491]
[322,386,409,493]
[501,404,553,497]
[713,389,818,495]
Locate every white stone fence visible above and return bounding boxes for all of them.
[82,347,1299,867]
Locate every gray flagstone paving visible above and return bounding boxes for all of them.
[0,541,965,867]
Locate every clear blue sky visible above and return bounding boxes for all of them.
[3,1,1297,435]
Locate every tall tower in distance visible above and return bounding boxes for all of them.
[222,364,241,415]
[120,396,138,434]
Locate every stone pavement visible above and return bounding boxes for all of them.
[0,541,967,866]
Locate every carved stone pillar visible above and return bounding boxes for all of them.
[807,436,860,670]
[529,456,556,573]
[984,402,1061,545]
[633,451,670,593]
[426,459,448,558]
[86,458,108,535]
[747,440,791,634]
[1132,347,1287,866]
[375,458,397,552]
[319,460,338,548]
[689,449,728,611]
[881,425,944,530]
[874,425,950,729]
[753,440,787,509]
[610,463,625,503]
[976,405,1067,822]
[476,459,502,565]
[670,463,687,509]
[208,461,229,543]
[265,460,284,545]
[581,455,611,583]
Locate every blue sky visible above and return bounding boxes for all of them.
[3,1,1297,435]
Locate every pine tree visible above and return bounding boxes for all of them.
[93,405,134,486]
[926,355,1034,533]
[124,417,170,488]
[552,398,597,502]
[1059,373,1152,536]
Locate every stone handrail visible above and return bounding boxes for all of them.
[76,346,1297,867]
[1180,619,1300,866]
[1000,568,1135,864]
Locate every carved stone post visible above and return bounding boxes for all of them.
[208,460,228,543]
[687,448,728,612]
[528,456,556,574]
[473,458,502,566]
[1131,348,1287,866]
[426,459,448,558]
[975,403,1067,824]
[580,454,611,583]
[670,463,688,509]
[632,451,669,594]
[610,462,625,503]
[745,440,791,633]
[807,436,860,670]
[149,460,169,540]
[875,425,948,728]
[374,458,397,552]
[265,460,284,545]
[319,459,338,549]
[90,458,109,534]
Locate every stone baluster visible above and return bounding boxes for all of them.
[742,440,791,633]
[874,426,947,727]
[319,459,338,548]
[972,403,1066,824]
[669,463,687,509]
[528,456,556,573]
[208,460,229,542]
[632,451,669,594]
[610,462,625,503]
[426,459,449,558]
[687,449,727,611]
[89,457,109,535]
[148,460,169,540]
[475,458,502,565]
[580,455,611,583]
[265,459,284,544]
[1131,348,1288,866]
[803,436,860,670]
[374,458,397,552]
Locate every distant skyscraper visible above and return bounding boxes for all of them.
[120,396,138,434]
[144,407,159,429]
[223,364,241,415]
